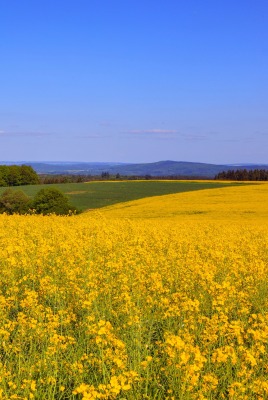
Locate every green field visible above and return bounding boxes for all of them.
[0,181,246,211]
[0,180,245,211]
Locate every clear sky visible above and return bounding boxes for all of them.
[0,0,267,164]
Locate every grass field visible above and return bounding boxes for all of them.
[1,182,268,399]
[0,180,246,211]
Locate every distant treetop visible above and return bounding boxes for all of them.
[215,169,268,181]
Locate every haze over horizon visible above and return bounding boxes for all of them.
[1,159,268,167]
[1,1,267,164]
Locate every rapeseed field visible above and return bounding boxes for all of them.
[0,182,268,399]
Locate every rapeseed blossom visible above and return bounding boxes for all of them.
[0,182,268,398]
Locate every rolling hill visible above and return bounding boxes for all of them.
[1,160,268,177]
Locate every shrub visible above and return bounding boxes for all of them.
[32,187,77,215]
[0,188,31,214]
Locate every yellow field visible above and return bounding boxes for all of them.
[99,182,268,221]
[1,182,268,399]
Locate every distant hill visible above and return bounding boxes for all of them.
[0,162,127,175]
[1,160,268,177]
[107,161,268,177]
[107,161,229,177]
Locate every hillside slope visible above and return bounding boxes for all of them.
[97,182,268,221]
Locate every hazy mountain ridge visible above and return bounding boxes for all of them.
[0,161,268,177]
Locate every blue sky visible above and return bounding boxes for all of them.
[0,0,267,163]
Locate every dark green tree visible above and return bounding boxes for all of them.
[0,165,9,186]
[6,165,22,186]
[20,165,40,185]
[0,188,31,214]
[215,169,268,181]
[32,187,77,215]
[101,171,110,179]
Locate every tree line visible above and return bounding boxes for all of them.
[39,173,211,183]
[215,169,268,181]
[0,165,40,186]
